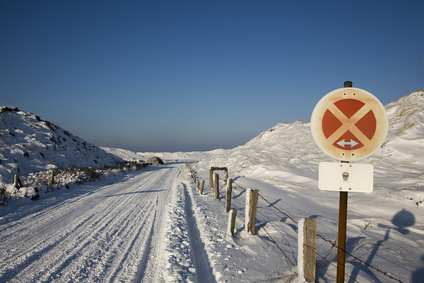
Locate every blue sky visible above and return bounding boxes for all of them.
[1,0,423,152]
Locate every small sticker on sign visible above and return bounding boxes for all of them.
[342,172,349,181]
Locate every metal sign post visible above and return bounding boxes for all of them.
[337,81,352,283]
[311,81,388,283]
[337,189,348,282]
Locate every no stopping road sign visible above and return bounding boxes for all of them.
[311,87,388,161]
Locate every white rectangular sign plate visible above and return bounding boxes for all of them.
[318,162,373,193]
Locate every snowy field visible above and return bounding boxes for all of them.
[0,90,423,282]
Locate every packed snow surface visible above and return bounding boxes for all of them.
[1,90,424,282]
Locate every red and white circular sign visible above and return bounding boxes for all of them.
[311,87,388,161]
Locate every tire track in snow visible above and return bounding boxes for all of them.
[43,198,157,282]
[51,168,174,282]
[0,211,99,281]
[183,183,216,283]
[4,180,155,282]
[133,204,157,282]
[0,166,178,282]
[160,174,216,282]
[136,165,182,283]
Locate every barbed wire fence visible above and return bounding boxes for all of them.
[184,164,405,283]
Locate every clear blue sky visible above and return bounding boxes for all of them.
[1,0,423,152]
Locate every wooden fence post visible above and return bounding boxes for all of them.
[226,178,233,212]
[209,168,214,189]
[50,170,55,185]
[303,218,317,282]
[298,218,317,282]
[227,209,237,237]
[14,174,22,189]
[200,180,205,195]
[224,169,228,185]
[213,173,219,199]
[245,189,259,235]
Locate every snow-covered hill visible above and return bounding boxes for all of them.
[0,106,122,186]
[186,90,424,282]
[195,90,424,206]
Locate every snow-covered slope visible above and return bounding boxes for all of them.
[0,106,122,185]
[196,90,424,205]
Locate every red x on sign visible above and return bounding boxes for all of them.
[311,87,388,161]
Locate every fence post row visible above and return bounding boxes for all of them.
[185,164,203,195]
[188,165,401,283]
[189,165,318,281]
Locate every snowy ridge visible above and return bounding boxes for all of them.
[385,90,424,140]
[196,90,424,205]
[0,106,122,186]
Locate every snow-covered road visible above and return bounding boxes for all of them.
[3,161,421,282]
[0,164,215,282]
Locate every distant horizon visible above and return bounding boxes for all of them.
[1,1,423,152]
